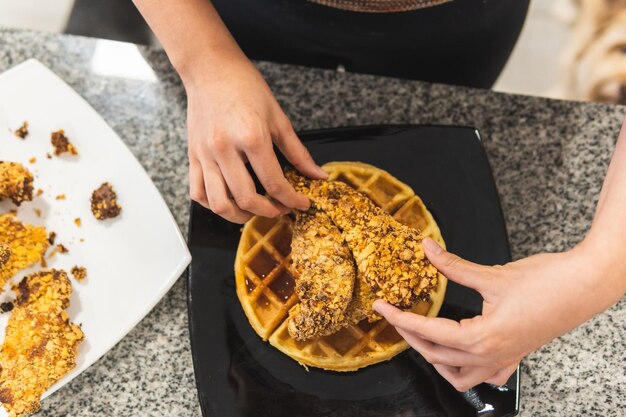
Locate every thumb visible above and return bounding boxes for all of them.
[422,237,490,292]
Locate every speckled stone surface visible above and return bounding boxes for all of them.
[0,28,624,416]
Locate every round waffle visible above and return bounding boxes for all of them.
[235,162,447,371]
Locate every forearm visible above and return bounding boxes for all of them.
[132,0,249,83]
[580,116,626,305]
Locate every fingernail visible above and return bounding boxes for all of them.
[422,237,443,255]
[372,300,385,313]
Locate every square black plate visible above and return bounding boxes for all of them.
[187,125,519,417]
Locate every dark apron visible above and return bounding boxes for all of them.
[212,0,530,88]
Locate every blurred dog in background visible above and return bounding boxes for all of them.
[557,0,626,104]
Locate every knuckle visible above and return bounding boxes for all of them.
[234,194,255,211]
[240,129,266,152]
[466,321,488,346]
[210,199,231,215]
[209,135,229,156]
[264,180,286,196]
[444,254,462,269]
[475,339,497,357]
[393,311,411,326]
[189,187,205,203]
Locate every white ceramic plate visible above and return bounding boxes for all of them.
[0,59,191,414]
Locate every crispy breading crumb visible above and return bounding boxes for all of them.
[56,243,68,254]
[0,214,49,288]
[50,130,78,156]
[70,266,87,281]
[28,157,36,164]
[47,231,57,245]
[14,122,28,139]
[90,182,121,220]
[33,208,41,218]
[287,171,438,308]
[74,218,81,227]
[36,188,43,197]
[46,153,51,159]
[55,194,65,200]
[0,162,34,206]
[0,269,83,417]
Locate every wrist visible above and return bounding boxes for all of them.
[171,43,250,89]
[572,235,626,305]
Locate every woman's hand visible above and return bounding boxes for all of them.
[374,237,623,392]
[183,55,327,223]
[133,0,327,223]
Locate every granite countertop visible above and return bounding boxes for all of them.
[0,28,624,416]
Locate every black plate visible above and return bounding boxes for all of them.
[187,125,519,417]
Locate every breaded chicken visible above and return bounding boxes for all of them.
[0,269,83,417]
[287,171,438,309]
[0,162,34,206]
[344,271,381,324]
[0,213,49,287]
[288,209,356,340]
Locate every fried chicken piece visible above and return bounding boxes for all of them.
[287,171,438,308]
[344,271,381,324]
[0,270,83,417]
[0,162,34,206]
[0,213,49,288]
[288,209,356,340]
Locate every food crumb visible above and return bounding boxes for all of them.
[36,188,43,196]
[74,218,81,227]
[90,182,122,220]
[46,153,52,159]
[33,208,42,218]
[55,194,66,200]
[51,129,78,156]
[70,266,87,281]
[40,257,47,268]
[14,121,28,139]
[47,231,57,245]
[0,161,34,206]
[0,301,14,312]
[56,243,69,254]
[29,157,36,164]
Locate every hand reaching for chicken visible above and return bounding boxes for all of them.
[375,236,626,391]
